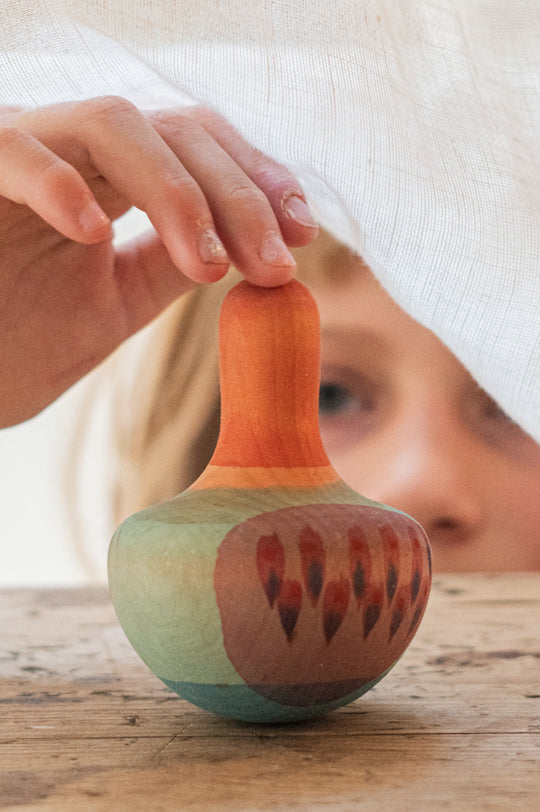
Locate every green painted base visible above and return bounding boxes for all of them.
[159,672,390,723]
[110,484,430,724]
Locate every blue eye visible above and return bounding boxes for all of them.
[319,383,352,415]
[318,371,381,450]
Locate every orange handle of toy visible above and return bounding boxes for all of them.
[209,280,331,469]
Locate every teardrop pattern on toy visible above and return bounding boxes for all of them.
[214,502,431,707]
[256,533,285,608]
[300,526,326,606]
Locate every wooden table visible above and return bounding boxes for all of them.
[1,575,539,811]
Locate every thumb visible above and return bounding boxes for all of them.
[114,229,220,335]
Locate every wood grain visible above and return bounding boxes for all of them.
[108,279,432,723]
[208,279,329,470]
[1,575,539,810]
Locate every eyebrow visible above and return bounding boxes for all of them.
[319,327,391,360]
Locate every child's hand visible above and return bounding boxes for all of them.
[0,98,317,427]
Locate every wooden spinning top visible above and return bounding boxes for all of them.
[108,280,432,722]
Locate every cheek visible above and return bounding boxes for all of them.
[323,441,388,500]
[488,473,540,569]
[432,468,540,572]
[328,442,540,571]
[322,445,359,491]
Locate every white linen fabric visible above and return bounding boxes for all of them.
[1,0,539,440]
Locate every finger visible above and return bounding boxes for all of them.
[113,230,197,334]
[65,97,230,284]
[0,126,112,243]
[150,110,299,286]
[186,107,319,247]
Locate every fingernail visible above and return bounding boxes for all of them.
[199,228,229,264]
[283,195,318,229]
[259,231,296,266]
[79,200,110,234]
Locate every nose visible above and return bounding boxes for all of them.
[377,439,483,545]
[339,406,486,553]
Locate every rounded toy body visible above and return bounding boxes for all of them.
[109,481,431,722]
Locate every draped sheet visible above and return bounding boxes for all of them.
[1,0,539,440]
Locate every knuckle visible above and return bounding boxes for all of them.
[245,151,298,193]
[149,109,202,140]
[0,125,24,152]
[77,95,138,125]
[225,182,268,210]
[160,170,205,207]
[252,157,291,184]
[185,105,223,128]
[22,156,82,206]
[36,158,77,192]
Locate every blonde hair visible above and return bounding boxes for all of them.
[112,230,362,523]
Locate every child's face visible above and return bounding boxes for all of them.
[302,241,540,572]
